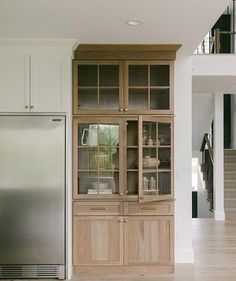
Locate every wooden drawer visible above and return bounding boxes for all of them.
[124,202,174,216]
[73,201,123,216]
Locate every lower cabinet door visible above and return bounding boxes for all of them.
[124,216,174,265]
[73,216,123,265]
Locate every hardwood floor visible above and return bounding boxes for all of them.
[72,219,236,281]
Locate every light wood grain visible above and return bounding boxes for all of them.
[124,202,174,216]
[124,216,173,266]
[73,216,123,265]
[73,201,123,216]
[74,44,181,60]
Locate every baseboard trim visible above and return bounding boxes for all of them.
[73,265,174,276]
[214,210,225,221]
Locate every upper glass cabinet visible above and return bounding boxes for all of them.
[73,60,173,115]
[124,61,173,114]
[73,61,123,114]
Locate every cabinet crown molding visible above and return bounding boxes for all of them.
[74,44,181,60]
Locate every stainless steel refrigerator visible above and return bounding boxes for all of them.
[0,116,65,279]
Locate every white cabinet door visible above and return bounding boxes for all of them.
[31,56,67,112]
[0,55,30,112]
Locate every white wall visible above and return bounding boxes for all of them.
[174,52,194,263]
[192,93,214,151]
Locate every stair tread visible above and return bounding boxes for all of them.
[224,179,236,181]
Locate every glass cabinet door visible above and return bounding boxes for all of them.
[126,119,139,196]
[138,116,173,202]
[124,61,173,114]
[73,61,123,114]
[73,119,122,197]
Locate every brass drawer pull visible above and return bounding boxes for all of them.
[141,207,156,211]
[90,207,106,211]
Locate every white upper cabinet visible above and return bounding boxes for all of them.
[0,55,30,112]
[31,56,67,112]
[0,51,70,113]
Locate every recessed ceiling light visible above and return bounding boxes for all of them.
[126,19,144,26]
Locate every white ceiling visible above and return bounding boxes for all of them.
[0,0,231,52]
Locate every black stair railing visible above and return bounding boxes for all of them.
[200,133,214,211]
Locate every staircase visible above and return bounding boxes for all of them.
[224,149,236,220]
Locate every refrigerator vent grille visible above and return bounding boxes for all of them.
[0,265,60,279]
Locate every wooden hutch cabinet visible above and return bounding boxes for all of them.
[72,44,180,274]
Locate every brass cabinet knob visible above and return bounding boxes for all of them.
[119,108,123,112]
[25,105,28,109]
[124,108,128,112]
[119,219,123,222]
[140,196,144,200]
[30,105,34,109]
[124,219,128,223]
